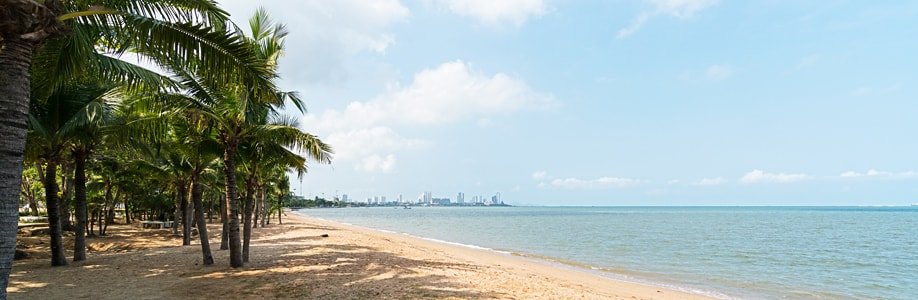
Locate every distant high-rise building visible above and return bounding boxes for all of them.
[457,192,465,204]
[381,196,387,203]
[398,194,403,203]
[342,194,349,202]
[423,191,433,204]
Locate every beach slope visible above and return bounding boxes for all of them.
[10,212,710,299]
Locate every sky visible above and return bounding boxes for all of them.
[213,0,918,206]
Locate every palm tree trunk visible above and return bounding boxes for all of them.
[20,176,38,215]
[0,36,35,295]
[172,191,180,236]
[179,181,190,246]
[124,195,132,224]
[259,186,267,227]
[190,171,214,265]
[220,195,228,250]
[59,161,73,231]
[72,150,88,261]
[102,189,118,235]
[278,196,283,225]
[207,192,215,224]
[42,160,67,266]
[253,186,260,229]
[242,176,255,263]
[223,142,243,267]
[101,180,112,235]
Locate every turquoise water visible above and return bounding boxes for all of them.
[294,206,918,299]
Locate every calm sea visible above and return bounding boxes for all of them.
[294,206,918,299]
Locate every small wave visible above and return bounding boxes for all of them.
[416,236,506,253]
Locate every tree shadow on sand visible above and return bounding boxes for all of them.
[10,222,508,299]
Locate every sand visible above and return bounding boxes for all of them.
[9,212,712,299]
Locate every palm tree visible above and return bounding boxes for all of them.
[164,110,222,264]
[214,9,331,267]
[237,114,329,263]
[140,8,333,267]
[26,82,112,266]
[1,1,276,292]
[65,83,118,262]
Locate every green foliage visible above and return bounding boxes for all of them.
[283,196,346,208]
[22,3,331,231]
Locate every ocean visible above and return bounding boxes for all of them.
[294,206,918,299]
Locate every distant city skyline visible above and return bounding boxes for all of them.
[215,1,918,206]
[316,190,504,206]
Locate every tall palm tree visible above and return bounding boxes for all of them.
[212,9,329,267]
[65,83,118,262]
[2,0,277,292]
[237,114,328,263]
[164,110,222,264]
[26,82,113,266]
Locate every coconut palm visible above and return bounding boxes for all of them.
[2,0,278,292]
[164,110,222,264]
[137,8,335,267]
[26,82,116,266]
[65,83,118,262]
[217,9,330,267]
[237,113,327,263]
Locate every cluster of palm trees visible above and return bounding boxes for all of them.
[0,1,331,297]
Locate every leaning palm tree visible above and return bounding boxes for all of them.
[1,1,277,293]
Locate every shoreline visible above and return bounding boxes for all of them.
[290,211,715,299]
[11,210,715,299]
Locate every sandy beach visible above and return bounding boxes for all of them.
[9,211,711,299]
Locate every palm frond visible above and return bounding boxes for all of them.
[118,15,277,98]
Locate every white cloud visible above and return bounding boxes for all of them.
[617,0,718,39]
[381,60,556,124]
[617,12,654,39]
[681,64,734,82]
[740,170,810,184]
[532,171,550,180]
[550,177,644,189]
[306,60,555,130]
[839,170,918,179]
[355,154,397,173]
[324,126,430,161]
[705,64,733,81]
[651,0,719,18]
[219,0,410,83]
[696,177,727,186]
[442,0,548,27]
[303,60,553,172]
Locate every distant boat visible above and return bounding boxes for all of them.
[403,205,412,209]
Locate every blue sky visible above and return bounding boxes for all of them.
[216,0,918,206]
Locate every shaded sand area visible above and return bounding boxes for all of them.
[10,212,711,299]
